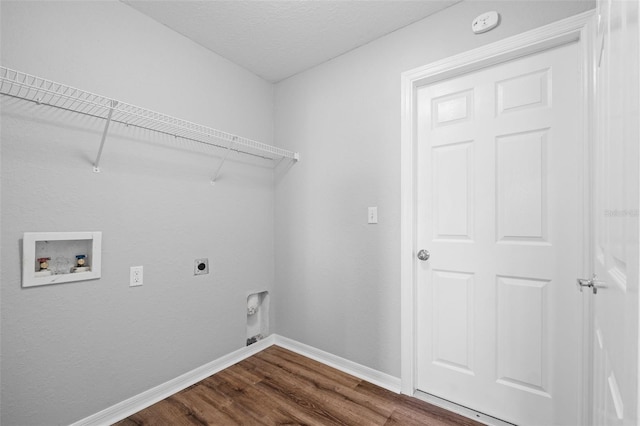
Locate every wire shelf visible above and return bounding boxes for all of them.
[0,66,299,165]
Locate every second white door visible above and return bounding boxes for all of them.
[416,41,584,425]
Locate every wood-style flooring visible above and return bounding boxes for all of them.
[115,345,482,426]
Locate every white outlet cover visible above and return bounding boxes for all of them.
[472,11,500,34]
[130,266,143,287]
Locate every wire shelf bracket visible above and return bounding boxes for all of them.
[93,100,118,173]
[0,66,300,178]
[211,137,236,185]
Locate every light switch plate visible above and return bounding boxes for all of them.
[368,207,378,224]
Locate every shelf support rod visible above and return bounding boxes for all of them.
[211,137,236,185]
[93,100,118,173]
[211,136,238,185]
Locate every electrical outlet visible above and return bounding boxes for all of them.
[194,258,209,275]
[130,266,143,287]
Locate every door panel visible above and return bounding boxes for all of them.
[432,270,475,374]
[432,142,474,240]
[496,129,548,242]
[496,275,550,397]
[416,42,583,425]
[496,68,550,114]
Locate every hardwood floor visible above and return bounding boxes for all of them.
[115,345,482,426]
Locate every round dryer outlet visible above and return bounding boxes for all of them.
[194,258,209,275]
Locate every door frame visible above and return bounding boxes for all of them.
[400,9,596,422]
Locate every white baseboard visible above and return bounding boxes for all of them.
[71,334,401,426]
[71,335,275,426]
[273,335,402,393]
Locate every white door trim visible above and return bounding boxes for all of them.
[400,7,595,418]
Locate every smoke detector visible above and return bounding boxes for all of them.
[472,11,500,34]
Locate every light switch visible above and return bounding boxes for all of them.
[368,207,378,224]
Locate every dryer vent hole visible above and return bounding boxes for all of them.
[246,291,269,346]
[246,334,264,346]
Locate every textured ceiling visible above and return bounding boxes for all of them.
[122,1,460,82]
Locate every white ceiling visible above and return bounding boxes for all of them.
[122,1,460,82]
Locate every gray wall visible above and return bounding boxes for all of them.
[1,1,276,424]
[273,0,595,378]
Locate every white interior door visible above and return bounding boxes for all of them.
[415,42,585,425]
[591,0,639,424]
